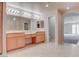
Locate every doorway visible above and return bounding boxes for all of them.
[64,12,79,44]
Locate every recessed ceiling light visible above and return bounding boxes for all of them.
[66,7,70,10]
[45,4,49,7]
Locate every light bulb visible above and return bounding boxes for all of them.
[17,10,20,14]
[66,7,70,10]
[45,4,49,7]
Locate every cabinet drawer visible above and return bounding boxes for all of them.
[25,34,31,38]
[7,33,25,38]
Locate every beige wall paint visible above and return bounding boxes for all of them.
[56,10,64,45]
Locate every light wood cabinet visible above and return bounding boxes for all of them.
[0,3,3,54]
[0,30,2,54]
[0,35,2,54]
[25,34,32,44]
[6,32,45,52]
[6,33,25,51]
[32,32,45,43]
[16,36,25,48]
[6,37,17,51]
[36,32,45,43]
[31,34,36,44]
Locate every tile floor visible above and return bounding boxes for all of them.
[7,42,79,57]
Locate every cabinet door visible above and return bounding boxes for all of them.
[25,35,32,44]
[36,32,45,43]
[0,3,3,54]
[40,33,45,42]
[0,38,2,54]
[6,37,17,51]
[16,36,25,48]
[0,30,2,54]
[36,35,42,43]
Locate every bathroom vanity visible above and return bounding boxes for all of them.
[32,32,45,43]
[6,31,45,52]
[6,32,25,51]
[6,5,45,52]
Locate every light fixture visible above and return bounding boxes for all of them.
[34,14,40,19]
[45,4,49,7]
[8,9,11,12]
[11,9,15,13]
[17,10,20,14]
[14,10,17,14]
[66,7,70,10]
[14,10,19,14]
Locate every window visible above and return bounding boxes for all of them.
[72,24,79,34]
[77,24,79,34]
[72,24,76,34]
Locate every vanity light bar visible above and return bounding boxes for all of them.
[7,8,42,20]
[22,11,32,18]
[23,12,40,19]
[33,14,40,19]
[7,8,20,15]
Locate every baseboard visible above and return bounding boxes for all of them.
[7,41,45,52]
[7,46,25,52]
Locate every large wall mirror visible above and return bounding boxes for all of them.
[6,15,31,31]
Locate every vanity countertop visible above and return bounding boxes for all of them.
[6,30,36,34]
[6,31,25,33]
[6,28,45,34]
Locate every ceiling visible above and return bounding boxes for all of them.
[7,2,79,12]
[7,2,79,24]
